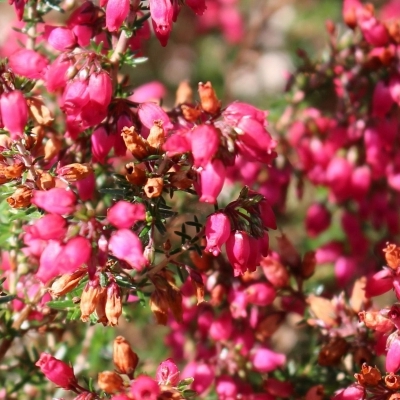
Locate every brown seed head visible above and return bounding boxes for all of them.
[97,371,124,394]
[354,363,381,386]
[385,373,400,390]
[7,186,32,208]
[383,243,400,270]
[181,104,202,122]
[49,269,87,297]
[121,126,148,160]
[113,336,139,377]
[44,137,62,162]
[57,163,92,182]
[125,162,147,186]
[147,122,165,151]
[35,171,56,191]
[0,160,25,179]
[27,96,54,126]
[105,282,122,327]
[175,80,193,105]
[198,81,221,115]
[150,289,169,325]
[144,177,163,198]
[80,278,103,322]
[318,336,349,366]
[358,311,394,333]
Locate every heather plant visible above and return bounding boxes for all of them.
[2,0,400,399]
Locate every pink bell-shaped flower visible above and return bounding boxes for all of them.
[204,212,231,256]
[199,159,226,203]
[156,358,180,386]
[0,90,28,139]
[108,201,146,229]
[36,353,77,390]
[225,230,250,276]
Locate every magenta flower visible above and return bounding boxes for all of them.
[8,49,49,80]
[386,333,400,373]
[109,229,147,270]
[138,102,173,130]
[44,26,77,51]
[156,358,180,386]
[105,0,130,32]
[0,90,28,139]
[190,124,220,168]
[251,347,286,373]
[37,236,91,283]
[131,375,160,400]
[31,188,77,215]
[149,0,174,46]
[24,214,67,241]
[209,310,233,341]
[305,203,331,238]
[45,54,73,92]
[87,71,112,111]
[332,384,365,400]
[199,159,226,203]
[36,353,77,390]
[216,376,238,400]
[245,282,276,307]
[185,0,206,15]
[204,212,231,256]
[91,125,115,163]
[108,201,146,229]
[225,231,250,276]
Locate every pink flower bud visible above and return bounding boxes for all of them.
[62,80,90,114]
[181,362,214,395]
[185,0,206,15]
[387,334,400,373]
[37,236,91,283]
[334,256,357,287]
[25,214,67,241]
[45,55,73,92]
[156,358,180,386]
[305,203,331,238]
[259,199,277,230]
[209,311,233,341]
[109,229,147,270]
[163,130,192,157]
[365,269,393,297]
[245,282,276,306]
[36,353,77,390]
[88,71,112,110]
[216,376,238,400]
[8,49,48,80]
[131,375,160,400]
[0,90,28,139]
[372,81,394,117]
[31,188,77,215]
[149,0,174,46]
[251,347,286,373]
[205,212,231,256]
[44,26,77,51]
[129,81,166,103]
[199,159,226,203]
[106,0,130,32]
[332,384,365,400]
[138,102,173,130]
[190,124,220,167]
[225,231,250,276]
[75,172,96,201]
[91,125,115,163]
[108,201,146,229]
